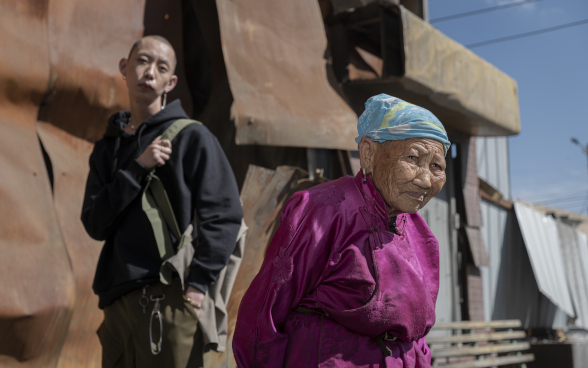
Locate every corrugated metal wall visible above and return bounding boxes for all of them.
[482,207,567,328]
[514,202,574,317]
[477,137,570,328]
[557,220,588,329]
[476,137,510,199]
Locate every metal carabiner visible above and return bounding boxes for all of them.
[149,294,165,355]
[139,285,149,314]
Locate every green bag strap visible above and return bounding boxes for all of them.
[160,118,199,141]
[141,119,202,284]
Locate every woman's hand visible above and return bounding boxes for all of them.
[137,136,172,169]
[184,286,204,319]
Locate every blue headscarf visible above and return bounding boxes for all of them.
[355,94,451,155]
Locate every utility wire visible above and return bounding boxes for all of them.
[522,182,588,199]
[430,0,548,23]
[537,197,588,206]
[526,189,588,203]
[536,193,588,203]
[466,18,588,48]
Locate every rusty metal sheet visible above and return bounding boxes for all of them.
[0,1,77,367]
[0,118,76,367]
[1,0,209,366]
[343,4,520,137]
[37,0,144,143]
[215,0,359,150]
[204,165,325,367]
[36,123,103,368]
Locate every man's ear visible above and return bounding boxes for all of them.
[164,75,178,94]
[119,58,127,78]
[358,137,378,174]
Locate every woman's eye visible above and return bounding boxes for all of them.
[408,156,417,160]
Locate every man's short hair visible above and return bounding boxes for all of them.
[127,35,177,71]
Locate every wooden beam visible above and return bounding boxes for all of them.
[432,353,534,368]
[427,331,526,344]
[431,342,530,358]
[432,320,521,330]
[479,188,513,210]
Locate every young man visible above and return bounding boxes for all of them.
[81,36,243,367]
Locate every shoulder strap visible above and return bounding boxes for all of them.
[161,118,202,142]
[141,118,202,284]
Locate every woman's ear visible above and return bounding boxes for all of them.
[358,138,378,174]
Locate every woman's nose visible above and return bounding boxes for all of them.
[414,168,432,189]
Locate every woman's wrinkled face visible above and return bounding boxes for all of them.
[361,138,447,216]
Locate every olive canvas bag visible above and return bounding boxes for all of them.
[141,118,247,352]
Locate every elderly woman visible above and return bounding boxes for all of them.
[233,94,450,367]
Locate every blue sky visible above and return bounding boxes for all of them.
[428,0,588,214]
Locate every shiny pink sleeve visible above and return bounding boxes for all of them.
[414,336,432,367]
[232,193,337,367]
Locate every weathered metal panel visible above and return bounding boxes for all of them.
[36,123,103,368]
[556,220,588,330]
[0,0,152,365]
[215,0,359,150]
[0,1,77,366]
[513,202,574,317]
[476,137,510,199]
[482,204,566,328]
[577,231,588,296]
[399,6,520,136]
[0,119,77,367]
[38,0,145,143]
[480,201,507,322]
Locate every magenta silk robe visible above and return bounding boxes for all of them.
[233,172,439,368]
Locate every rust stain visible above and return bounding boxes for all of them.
[215,0,358,150]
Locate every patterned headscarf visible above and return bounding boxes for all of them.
[355,94,451,156]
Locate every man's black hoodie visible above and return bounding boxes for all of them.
[81,100,243,309]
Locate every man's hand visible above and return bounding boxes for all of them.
[185,286,205,319]
[137,136,172,169]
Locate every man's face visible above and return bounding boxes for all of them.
[121,38,177,102]
[370,138,447,216]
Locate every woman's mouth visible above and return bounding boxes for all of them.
[406,192,426,201]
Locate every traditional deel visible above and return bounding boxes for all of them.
[233,171,439,367]
[355,94,451,155]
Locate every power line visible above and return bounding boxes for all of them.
[430,0,548,23]
[526,189,588,203]
[466,18,588,48]
[538,197,588,206]
[522,182,588,199]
